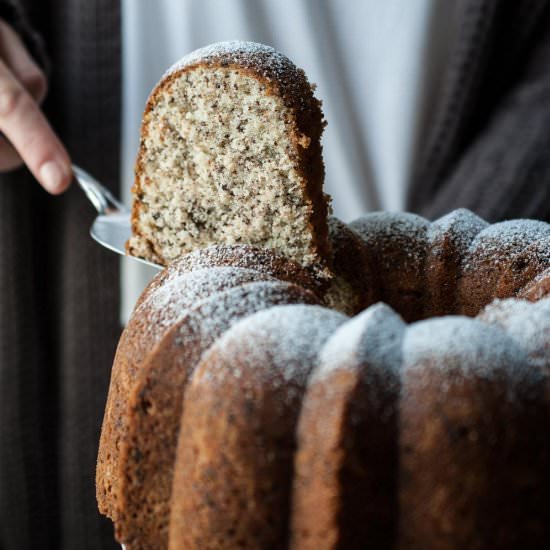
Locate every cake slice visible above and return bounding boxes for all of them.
[127,41,331,274]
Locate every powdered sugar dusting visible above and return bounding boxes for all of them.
[200,305,347,390]
[349,212,429,266]
[465,219,550,262]
[429,208,488,249]
[315,303,405,381]
[169,281,319,351]
[350,211,429,241]
[175,245,306,279]
[154,40,319,122]
[165,41,291,80]
[128,267,275,348]
[403,317,535,397]
[479,298,550,369]
[513,235,550,267]
[477,219,550,242]
[146,245,322,299]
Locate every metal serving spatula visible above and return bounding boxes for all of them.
[73,164,162,270]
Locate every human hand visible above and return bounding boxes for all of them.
[0,19,71,194]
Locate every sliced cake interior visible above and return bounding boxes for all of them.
[127,42,330,274]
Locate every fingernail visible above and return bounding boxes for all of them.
[40,160,65,192]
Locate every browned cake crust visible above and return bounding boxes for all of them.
[457,220,550,316]
[518,267,550,301]
[96,265,275,521]
[128,42,331,273]
[291,304,404,550]
[399,318,550,549]
[116,282,319,549]
[139,244,328,307]
[496,236,550,299]
[97,208,550,549]
[349,213,429,322]
[96,244,327,526]
[324,216,380,315]
[169,305,347,549]
[425,209,488,317]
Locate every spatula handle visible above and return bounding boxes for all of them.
[73,164,128,215]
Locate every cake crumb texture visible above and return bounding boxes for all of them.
[128,41,330,273]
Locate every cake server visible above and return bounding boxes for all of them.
[73,164,162,269]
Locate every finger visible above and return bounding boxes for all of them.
[0,59,71,193]
[0,20,46,104]
[0,19,48,173]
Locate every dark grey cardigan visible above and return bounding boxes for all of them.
[0,1,549,549]
[0,1,122,548]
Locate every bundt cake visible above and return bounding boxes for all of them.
[291,304,404,549]
[126,41,330,274]
[96,246,322,543]
[97,41,550,549]
[170,305,347,549]
[98,210,550,549]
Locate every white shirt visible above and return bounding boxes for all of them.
[120,0,457,323]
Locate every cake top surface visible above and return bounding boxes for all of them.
[154,40,320,121]
[168,280,318,349]
[169,244,305,278]
[480,298,550,365]
[202,304,347,387]
[135,266,273,336]
[350,211,429,239]
[431,208,485,230]
[147,245,323,299]
[316,303,405,381]
[429,208,488,247]
[469,218,550,253]
[165,41,292,79]
[402,316,537,389]
[480,297,550,324]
